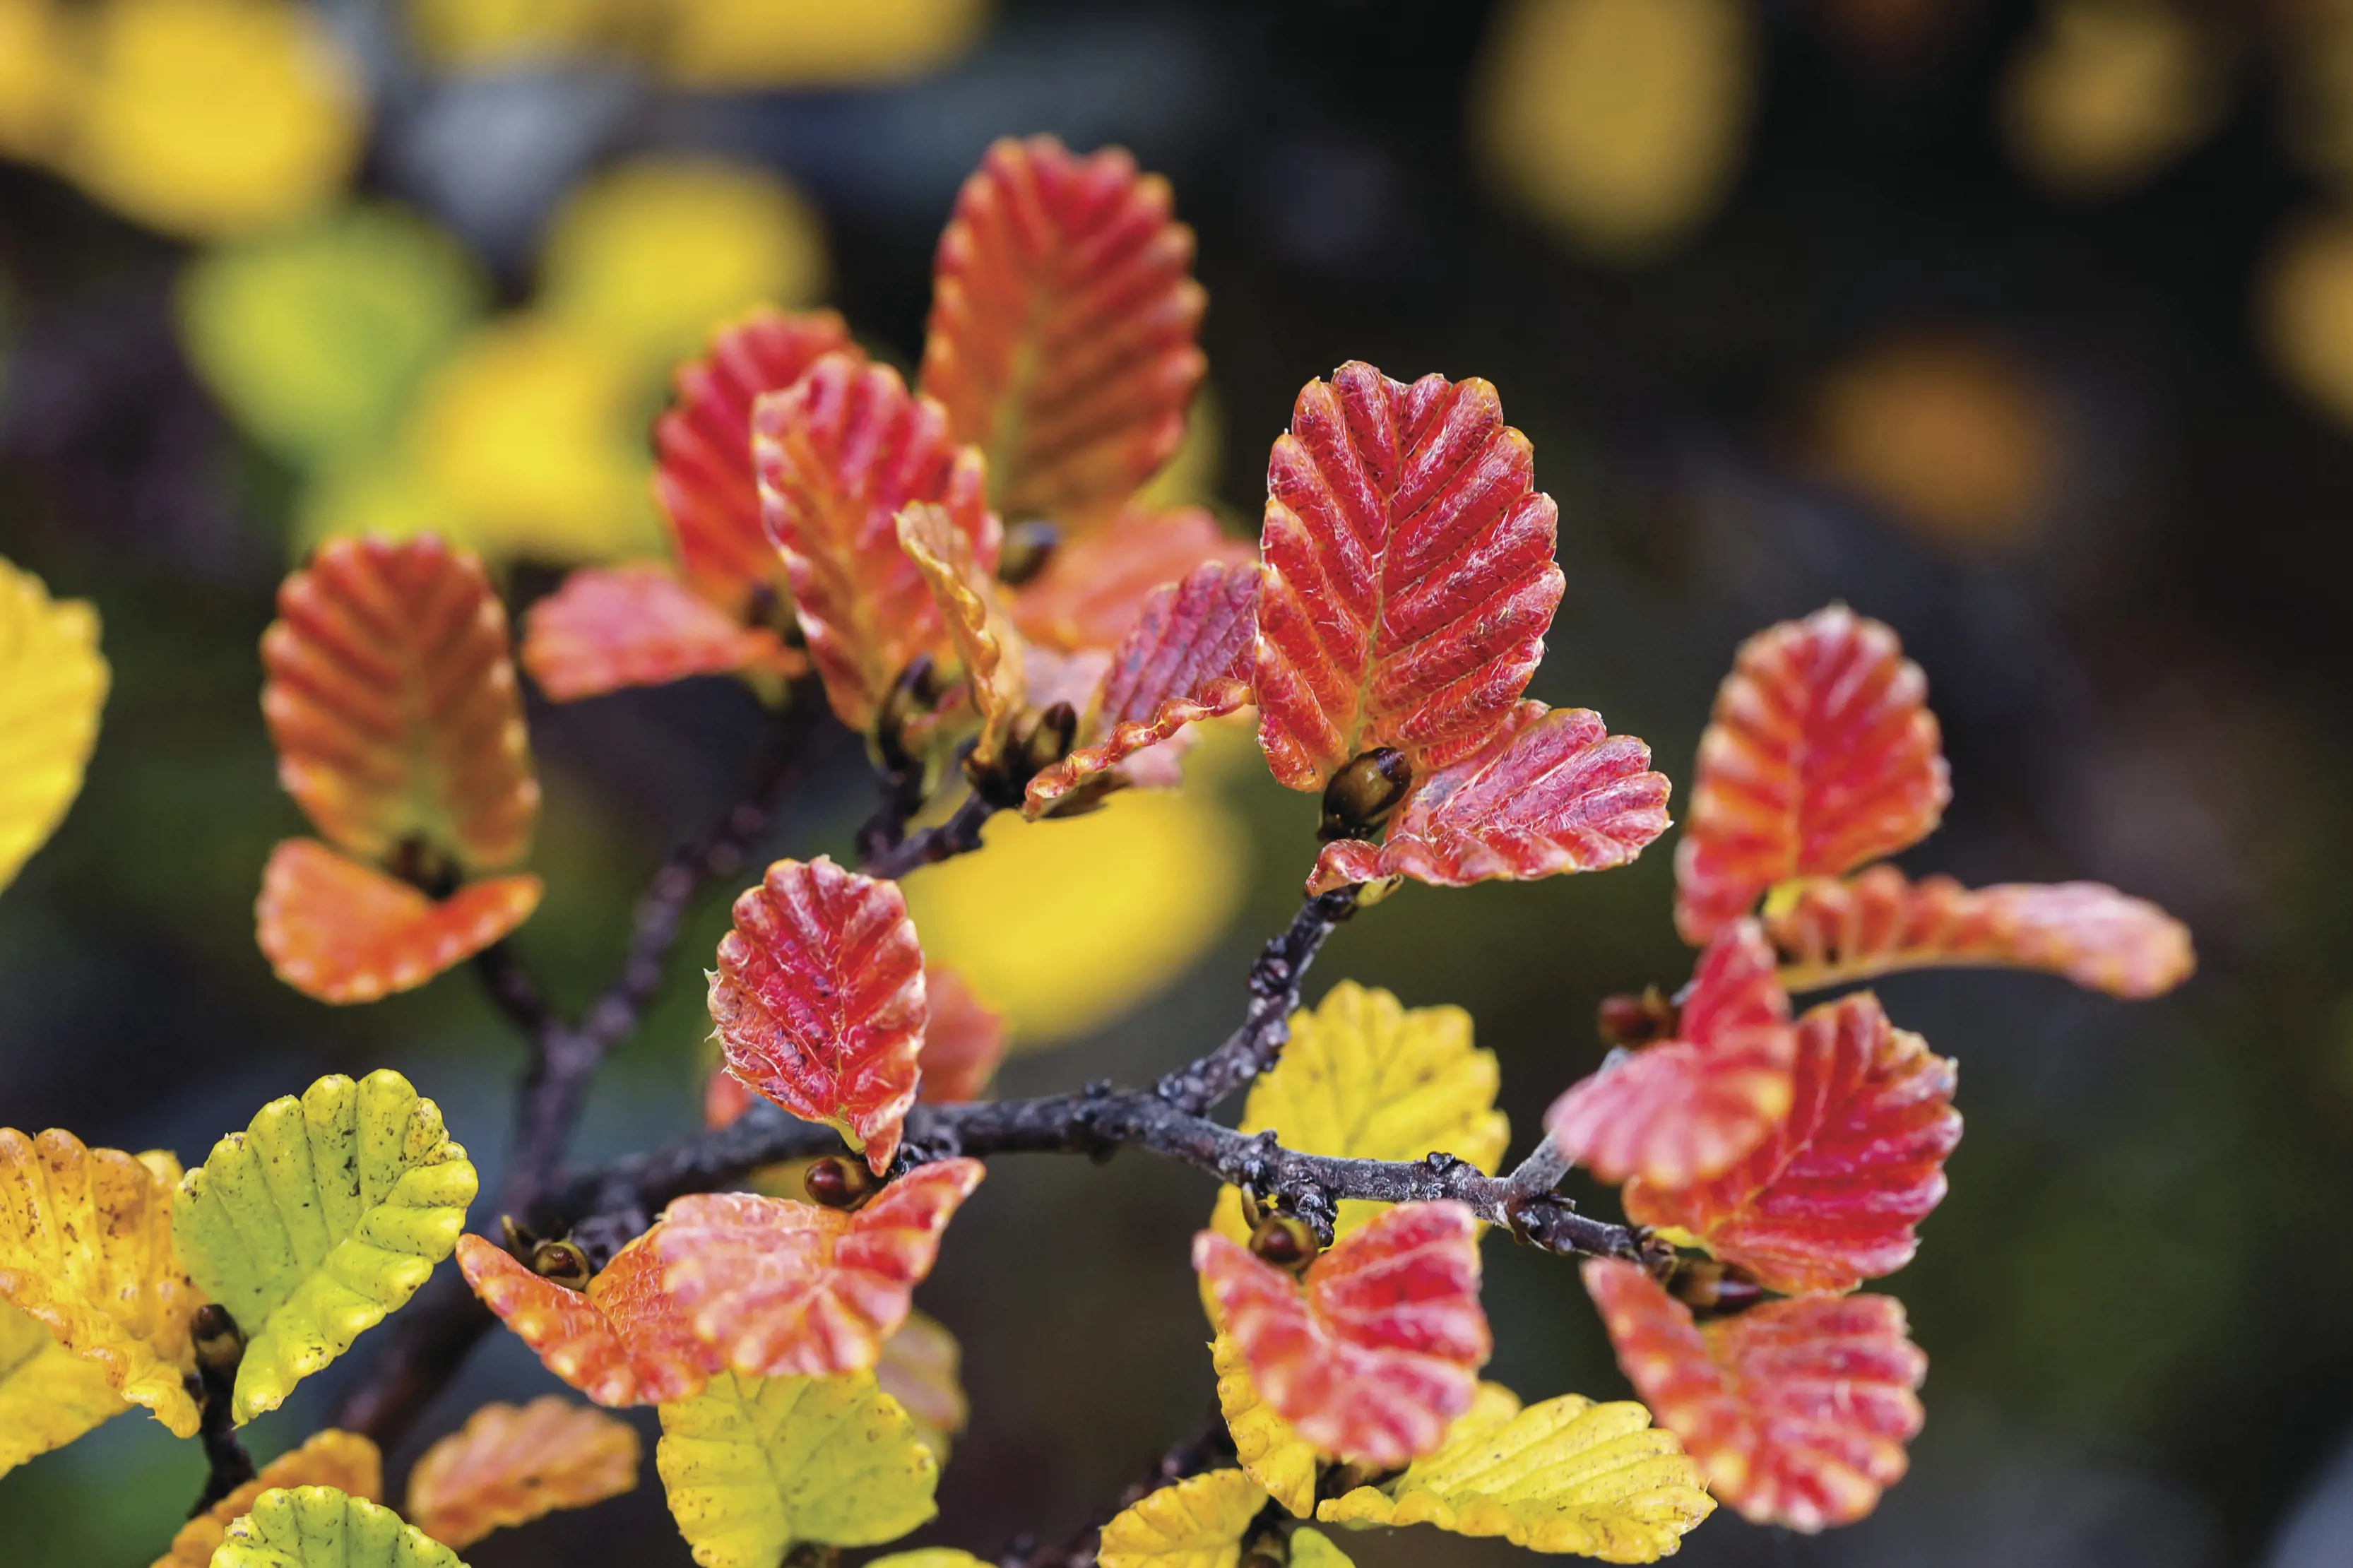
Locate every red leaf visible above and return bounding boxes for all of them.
[653,308,854,615]
[1674,605,1949,944]
[1582,1259,1925,1532]
[651,1159,984,1379]
[1253,364,1564,792]
[704,1067,754,1132]
[1764,865,2194,999]
[1193,1201,1489,1468]
[1012,505,1253,653]
[521,566,801,702]
[710,856,926,1174]
[1024,559,1259,817]
[1308,701,1672,894]
[1625,992,1960,1295]
[262,535,539,872]
[457,1234,716,1408]
[1544,921,1796,1188]
[754,353,999,730]
[918,966,1005,1103]
[256,839,540,1004]
[920,136,1207,530]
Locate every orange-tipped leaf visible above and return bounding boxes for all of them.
[256,839,540,1004]
[521,566,800,701]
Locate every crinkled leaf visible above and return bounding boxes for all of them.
[1545,920,1796,1189]
[1582,1259,1926,1532]
[1310,701,1670,894]
[920,136,1206,530]
[0,1132,197,1435]
[261,535,539,872]
[405,1397,639,1550]
[917,966,1005,1103]
[896,502,1026,768]
[159,1430,384,1568]
[656,1371,938,1568]
[256,838,542,1004]
[1096,1468,1268,1568]
[1025,559,1259,817]
[1624,992,1960,1295]
[521,566,800,702]
[1254,363,1563,791]
[1012,505,1252,652]
[713,857,927,1173]
[175,1069,478,1423]
[875,1310,967,1461]
[1195,1202,1489,1468]
[753,352,998,731]
[457,1233,715,1407]
[211,1487,463,1568]
[0,556,107,892]
[654,308,855,614]
[1674,605,1949,943]
[1210,1331,1320,1516]
[1316,1386,1714,1560]
[1764,864,2194,999]
[0,1300,129,1479]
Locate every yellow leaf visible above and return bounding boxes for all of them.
[0,1131,198,1435]
[1315,1391,1714,1561]
[0,557,107,893]
[156,1429,383,1568]
[405,1396,639,1550]
[658,0,989,88]
[1096,1469,1268,1568]
[876,1310,968,1462]
[1286,1527,1355,1568]
[656,1371,938,1568]
[1209,1332,1317,1519]
[211,1486,466,1568]
[174,1070,478,1423]
[0,1300,128,1478]
[0,0,72,162]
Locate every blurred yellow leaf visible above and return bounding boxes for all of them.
[1211,1331,1318,1517]
[659,0,990,88]
[0,1300,128,1479]
[2262,208,2353,432]
[2000,0,2233,199]
[156,1429,384,1568]
[875,1310,967,1462]
[0,0,72,161]
[0,556,107,893]
[406,0,616,68]
[406,1397,640,1550]
[213,1487,465,1568]
[1096,1469,1267,1568]
[1287,1528,1355,1568]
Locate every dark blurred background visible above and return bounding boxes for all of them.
[4,0,2349,1563]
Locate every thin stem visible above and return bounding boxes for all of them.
[859,790,997,880]
[186,1309,254,1516]
[1154,889,1358,1115]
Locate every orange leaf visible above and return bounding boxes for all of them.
[1254,364,1564,792]
[457,1233,716,1407]
[1625,992,1960,1295]
[1012,505,1252,652]
[896,502,1026,770]
[1194,1201,1489,1468]
[1674,605,1949,944]
[405,1396,640,1550]
[521,565,800,702]
[1023,559,1258,818]
[155,1429,383,1568]
[918,966,1005,1103]
[651,1159,984,1379]
[1764,865,2195,999]
[263,535,539,873]
[754,352,998,732]
[920,136,1207,530]
[1308,701,1671,894]
[711,856,926,1175]
[654,307,855,614]
[256,839,540,1004]
[1582,1259,1925,1532]
[1544,920,1796,1188]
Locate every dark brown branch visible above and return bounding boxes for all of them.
[1154,889,1359,1115]
[186,1307,254,1516]
[859,788,998,880]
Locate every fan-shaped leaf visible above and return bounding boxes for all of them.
[1195,1202,1489,1468]
[0,1131,197,1435]
[521,566,800,702]
[405,1397,639,1550]
[1674,605,1948,944]
[1545,920,1796,1189]
[875,1311,967,1460]
[1012,505,1252,652]
[458,1233,716,1406]
[158,1430,384,1568]
[1096,1468,1268,1568]
[1582,1259,1925,1532]
[920,136,1206,530]
[752,352,998,731]
[261,535,539,872]
[1310,702,1670,894]
[257,838,542,1004]
[654,308,855,614]
[1025,559,1259,817]
[916,966,1005,1103]
[711,856,927,1174]
[1254,363,1563,792]
[211,1487,463,1568]
[1211,1331,1320,1516]
[1763,864,2194,999]
[0,1301,129,1478]
[656,1371,938,1568]
[175,1070,478,1422]
[896,503,1026,768]
[1624,992,1960,1295]
[0,557,108,893]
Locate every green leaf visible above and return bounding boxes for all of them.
[211,1486,466,1568]
[174,1070,477,1423]
[0,1300,126,1478]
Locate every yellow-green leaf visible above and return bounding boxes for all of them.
[1211,1332,1318,1518]
[211,1486,465,1568]
[174,1070,478,1423]
[0,1300,129,1478]
[0,556,107,893]
[1287,1527,1355,1568]
[656,1372,938,1568]
[1096,1469,1269,1568]
[1315,1391,1714,1561]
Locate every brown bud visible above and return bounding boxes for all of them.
[1598,987,1678,1047]
[805,1156,878,1210]
[1249,1213,1320,1275]
[1666,1257,1763,1317]
[1317,748,1412,842]
[528,1238,593,1290]
[995,519,1062,587]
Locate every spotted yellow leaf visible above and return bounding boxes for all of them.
[1096,1468,1269,1568]
[0,1300,129,1478]
[211,1486,464,1568]
[157,1429,383,1568]
[1210,1331,1318,1518]
[174,1070,478,1423]
[656,1372,938,1568]
[0,557,107,893]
